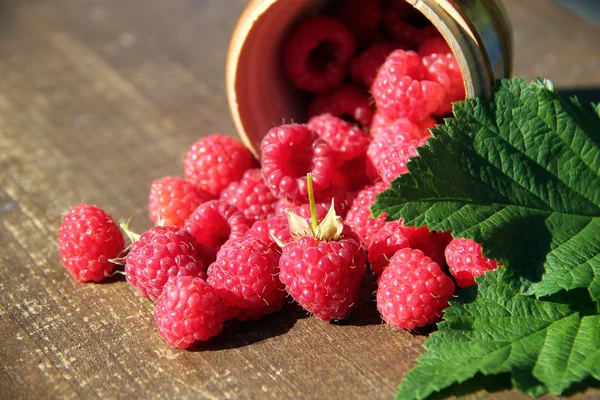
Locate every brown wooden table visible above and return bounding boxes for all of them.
[1,1,599,399]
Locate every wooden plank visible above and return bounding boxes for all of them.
[0,0,599,399]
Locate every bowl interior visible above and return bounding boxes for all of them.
[227,0,330,158]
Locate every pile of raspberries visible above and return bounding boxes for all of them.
[57,0,500,349]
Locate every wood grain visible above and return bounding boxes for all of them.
[0,0,599,399]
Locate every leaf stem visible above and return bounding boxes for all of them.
[307,173,318,231]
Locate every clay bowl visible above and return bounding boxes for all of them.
[226,0,513,158]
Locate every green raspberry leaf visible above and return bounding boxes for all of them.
[396,272,600,400]
[372,78,600,300]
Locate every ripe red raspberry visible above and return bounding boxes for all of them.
[345,181,389,245]
[282,16,356,93]
[398,224,449,267]
[308,84,374,129]
[184,200,249,264]
[260,124,337,202]
[418,35,451,58]
[207,235,285,321]
[154,276,226,348]
[367,222,410,274]
[445,238,501,288]
[184,134,257,198]
[368,220,447,273]
[148,176,212,229]
[372,50,445,122]
[419,35,465,115]
[279,200,367,322]
[336,0,383,46]
[350,43,397,88]
[125,225,206,300]
[379,138,427,184]
[377,248,455,330]
[339,154,374,191]
[219,168,278,224]
[425,62,464,115]
[58,204,124,282]
[246,216,291,249]
[308,114,370,162]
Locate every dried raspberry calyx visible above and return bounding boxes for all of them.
[284,173,343,243]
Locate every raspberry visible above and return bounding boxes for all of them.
[379,138,427,185]
[376,248,455,330]
[308,84,374,129]
[148,177,212,229]
[246,216,291,249]
[339,154,373,191]
[184,134,257,198]
[372,50,445,122]
[345,181,389,246]
[260,124,337,202]
[336,0,383,47]
[58,204,124,282]
[207,235,285,321]
[350,43,397,88]
[125,225,207,301]
[399,224,448,267]
[280,229,366,322]
[219,168,278,224]
[368,220,447,273]
[279,186,367,322]
[308,114,370,162]
[424,64,464,116]
[154,276,226,348]
[367,222,410,274]
[282,16,356,93]
[184,200,250,264]
[445,238,501,288]
[419,35,465,115]
[418,35,451,58]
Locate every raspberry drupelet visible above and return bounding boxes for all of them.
[282,16,356,93]
[154,276,226,348]
[184,200,250,265]
[279,174,367,322]
[125,225,207,301]
[445,238,501,288]
[260,124,337,203]
[148,176,212,229]
[58,204,125,282]
[184,134,257,198]
[207,235,285,321]
[377,248,455,330]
